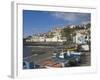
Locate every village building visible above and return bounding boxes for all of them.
[26,27,66,42]
[73,29,90,44]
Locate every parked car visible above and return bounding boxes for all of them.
[77,44,89,52]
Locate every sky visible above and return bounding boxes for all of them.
[23,10,91,38]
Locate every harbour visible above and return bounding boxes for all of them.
[23,44,90,69]
[23,11,91,69]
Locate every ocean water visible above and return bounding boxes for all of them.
[23,45,63,58]
[23,46,33,58]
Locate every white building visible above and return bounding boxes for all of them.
[26,35,45,42]
[73,31,90,45]
[26,27,66,42]
[70,25,76,28]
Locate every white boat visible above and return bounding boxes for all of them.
[59,50,66,59]
[70,51,82,55]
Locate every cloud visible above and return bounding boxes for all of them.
[81,21,91,25]
[51,12,91,24]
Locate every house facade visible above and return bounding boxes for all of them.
[26,27,66,42]
[73,30,90,44]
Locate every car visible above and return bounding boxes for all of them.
[77,44,90,52]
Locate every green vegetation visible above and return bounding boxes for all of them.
[46,32,54,38]
[62,27,75,42]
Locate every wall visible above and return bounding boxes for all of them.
[0,0,99,80]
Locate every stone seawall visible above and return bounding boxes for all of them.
[24,42,64,46]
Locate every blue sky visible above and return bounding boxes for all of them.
[23,10,91,38]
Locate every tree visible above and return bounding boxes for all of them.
[62,28,75,41]
[86,23,91,29]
